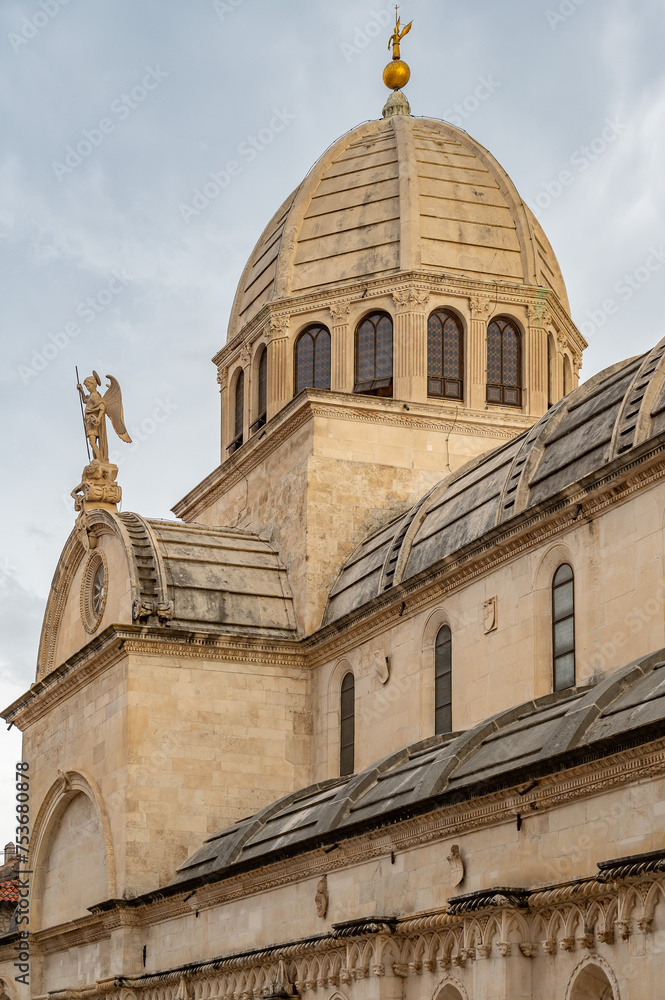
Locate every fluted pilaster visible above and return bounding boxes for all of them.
[392,288,429,402]
[330,300,352,392]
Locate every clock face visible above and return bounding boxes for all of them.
[81,551,108,633]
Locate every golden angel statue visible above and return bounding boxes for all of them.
[76,370,132,463]
[388,13,412,59]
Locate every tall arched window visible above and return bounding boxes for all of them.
[354,311,393,396]
[553,564,575,691]
[486,317,522,406]
[435,625,452,735]
[563,354,573,395]
[340,672,355,776]
[228,369,244,454]
[294,325,331,396]
[428,309,464,400]
[250,347,268,433]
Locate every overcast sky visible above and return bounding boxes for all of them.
[1,0,664,850]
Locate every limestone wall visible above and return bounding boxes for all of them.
[312,478,665,778]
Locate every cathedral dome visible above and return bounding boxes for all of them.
[227,114,570,340]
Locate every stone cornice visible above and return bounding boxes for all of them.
[2,627,305,729]
[213,270,585,369]
[32,738,665,996]
[172,389,532,522]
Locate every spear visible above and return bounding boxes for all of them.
[76,366,91,462]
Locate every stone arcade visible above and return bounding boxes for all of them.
[1,34,664,1000]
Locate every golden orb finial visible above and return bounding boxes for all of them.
[383,5,412,91]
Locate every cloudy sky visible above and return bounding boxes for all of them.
[0,0,664,849]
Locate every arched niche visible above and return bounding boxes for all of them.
[566,957,619,1000]
[30,770,115,931]
[324,657,354,779]
[420,607,455,740]
[433,976,467,1000]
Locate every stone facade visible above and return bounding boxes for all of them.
[1,103,663,1000]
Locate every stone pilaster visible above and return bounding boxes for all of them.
[526,301,550,416]
[267,315,290,418]
[330,300,352,392]
[392,287,429,402]
[217,366,228,461]
[469,296,493,411]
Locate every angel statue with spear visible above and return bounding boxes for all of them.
[76,370,132,463]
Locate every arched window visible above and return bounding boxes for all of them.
[428,309,464,400]
[228,369,244,454]
[553,564,575,691]
[354,312,393,396]
[340,672,355,776]
[486,317,522,406]
[435,625,452,735]
[250,347,268,433]
[563,354,573,395]
[294,325,331,395]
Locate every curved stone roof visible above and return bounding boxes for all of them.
[37,514,297,678]
[227,115,570,339]
[174,651,665,885]
[117,515,297,635]
[325,336,665,624]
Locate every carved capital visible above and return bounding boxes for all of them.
[393,287,430,311]
[559,937,576,952]
[269,314,290,340]
[451,955,466,968]
[597,930,614,945]
[527,300,551,327]
[437,957,451,971]
[392,963,409,978]
[577,932,595,950]
[638,917,653,933]
[217,367,228,391]
[519,942,536,958]
[476,944,491,960]
[469,296,493,321]
[542,939,557,955]
[497,942,511,958]
[407,962,421,975]
[422,960,436,973]
[330,299,351,322]
[371,965,385,978]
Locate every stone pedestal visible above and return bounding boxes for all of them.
[71,460,122,513]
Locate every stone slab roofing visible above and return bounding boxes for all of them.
[227,115,569,339]
[174,650,665,886]
[325,339,665,624]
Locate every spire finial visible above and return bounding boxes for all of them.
[383,7,412,91]
[381,7,412,117]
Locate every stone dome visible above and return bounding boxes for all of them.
[227,114,570,340]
